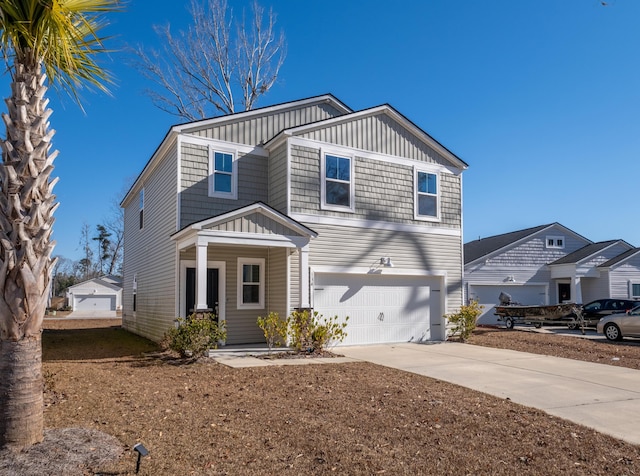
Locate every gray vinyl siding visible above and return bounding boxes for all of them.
[297,113,452,166]
[180,245,288,345]
[185,103,346,146]
[298,223,463,313]
[609,259,640,299]
[179,142,268,228]
[122,147,178,342]
[268,141,288,213]
[289,145,461,228]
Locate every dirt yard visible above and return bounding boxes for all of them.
[2,319,640,475]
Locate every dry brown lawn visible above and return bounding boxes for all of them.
[2,319,640,475]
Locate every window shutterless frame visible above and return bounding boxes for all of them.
[414,167,440,221]
[320,151,355,212]
[237,258,265,309]
[209,147,238,199]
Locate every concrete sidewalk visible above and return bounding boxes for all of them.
[338,342,640,446]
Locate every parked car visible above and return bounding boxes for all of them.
[597,306,640,341]
[565,299,640,328]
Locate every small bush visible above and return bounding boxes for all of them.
[257,311,288,353]
[446,301,483,341]
[288,309,349,353]
[163,314,226,358]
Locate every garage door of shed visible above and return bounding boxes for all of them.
[74,295,116,311]
[313,273,438,345]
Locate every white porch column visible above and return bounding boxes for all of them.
[196,242,209,311]
[571,276,583,304]
[299,245,310,308]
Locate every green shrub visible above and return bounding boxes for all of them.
[445,301,483,341]
[257,311,288,352]
[163,314,226,358]
[288,309,349,352]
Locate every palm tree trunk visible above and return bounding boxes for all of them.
[0,57,57,448]
[0,336,43,448]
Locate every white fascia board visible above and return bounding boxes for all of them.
[180,134,269,157]
[173,95,352,134]
[291,212,461,237]
[287,136,461,176]
[197,231,306,248]
[281,105,467,170]
[311,265,447,278]
[121,130,179,207]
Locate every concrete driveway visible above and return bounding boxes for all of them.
[339,342,640,446]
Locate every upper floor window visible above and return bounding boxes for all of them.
[321,153,354,212]
[209,149,237,199]
[546,236,565,249]
[414,169,439,220]
[237,258,264,309]
[139,189,144,229]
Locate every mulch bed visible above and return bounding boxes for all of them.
[2,320,640,475]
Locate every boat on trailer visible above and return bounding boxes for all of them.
[493,293,585,333]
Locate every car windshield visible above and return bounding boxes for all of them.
[630,305,640,316]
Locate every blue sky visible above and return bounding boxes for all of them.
[2,0,639,262]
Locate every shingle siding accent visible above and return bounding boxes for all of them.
[179,143,268,227]
[188,103,346,145]
[268,142,288,213]
[289,145,461,228]
[122,148,178,342]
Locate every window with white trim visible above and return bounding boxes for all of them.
[546,236,565,249]
[209,149,237,199]
[630,282,640,299]
[321,153,354,211]
[414,169,439,220]
[237,258,265,309]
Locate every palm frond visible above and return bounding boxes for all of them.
[0,0,122,100]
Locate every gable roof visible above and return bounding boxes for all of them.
[121,94,352,207]
[599,248,640,268]
[68,275,123,292]
[266,104,468,170]
[549,240,633,265]
[173,93,352,134]
[464,223,559,265]
[172,201,318,241]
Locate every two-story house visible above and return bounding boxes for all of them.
[121,95,468,346]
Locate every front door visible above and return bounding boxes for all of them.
[558,283,571,303]
[185,268,219,317]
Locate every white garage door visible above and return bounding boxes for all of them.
[468,285,547,325]
[313,273,440,345]
[74,295,116,311]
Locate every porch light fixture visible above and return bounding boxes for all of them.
[505,275,516,283]
[380,257,394,268]
[133,443,149,474]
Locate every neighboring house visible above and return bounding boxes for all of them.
[66,275,123,312]
[464,223,640,325]
[120,94,468,346]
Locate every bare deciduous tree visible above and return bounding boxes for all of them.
[134,0,286,121]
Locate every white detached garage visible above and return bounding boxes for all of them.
[66,276,123,312]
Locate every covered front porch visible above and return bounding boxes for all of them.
[171,203,317,344]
